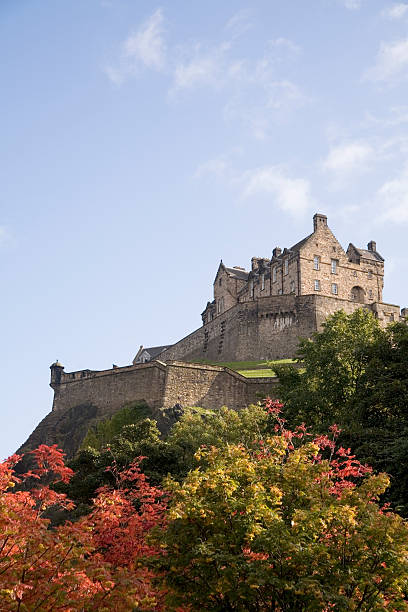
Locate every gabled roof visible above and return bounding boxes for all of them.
[142,345,172,358]
[133,345,172,364]
[225,266,249,280]
[289,233,313,253]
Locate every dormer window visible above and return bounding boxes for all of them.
[284,259,289,275]
[313,256,320,270]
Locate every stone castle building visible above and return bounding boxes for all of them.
[18,213,405,458]
[158,213,403,362]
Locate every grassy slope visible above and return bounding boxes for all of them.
[190,358,296,378]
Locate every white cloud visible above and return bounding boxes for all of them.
[377,164,408,223]
[105,9,166,84]
[194,157,314,216]
[364,38,408,82]
[0,226,10,245]
[382,3,408,19]
[323,141,375,180]
[269,37,301,55]
[241,166,314,215]
[225,10,253,39]
[170,43,229,94]
[338,0,363,9]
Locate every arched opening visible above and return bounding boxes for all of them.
[351,286,365,303]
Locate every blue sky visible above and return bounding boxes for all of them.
[1,0,408,458]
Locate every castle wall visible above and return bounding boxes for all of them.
[52,361,279,418]
[20,361,279,458]
[52,362,167,416]
[159,295,401,363]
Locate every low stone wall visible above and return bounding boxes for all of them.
[20,361,279,458]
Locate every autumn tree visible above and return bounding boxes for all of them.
[0,444,169,611]
[154,401,408,611]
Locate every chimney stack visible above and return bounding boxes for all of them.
[313,213,328,232]
[367,241,377,252]
[272,247,282,258]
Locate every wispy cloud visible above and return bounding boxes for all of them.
[381,3,408,19]
[322,141,375,183]
[241,166,314,215]
[225,9,253,39]
[338,0,363,10]
[195,156,314,216]
[377,164,408,223]
[364,38,408,83]
[105,9,166,84]
[105,9,305,138]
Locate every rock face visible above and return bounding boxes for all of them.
[19,361,279,459]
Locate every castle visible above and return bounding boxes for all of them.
[158,213,404,363]
[19,213,405,458]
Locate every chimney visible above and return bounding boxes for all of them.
[272,247,282,258]
[313,213,328,232]
[367,240,376,252]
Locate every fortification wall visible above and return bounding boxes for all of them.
[21,361,279,458]
[159,295,401,363]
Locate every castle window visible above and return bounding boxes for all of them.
[314,279,321,291]
[219,278,222,286]
[368,289,373,300]
[368,270,373,279]
[290,280,295,293]
[261,274,265,291]
[313,256,320,270]
[331,259,338,274]
[284,259,289,275]
[272,267,277,283]
[331,283,338,295]
[250,280,254,297]
[217,297,224,313]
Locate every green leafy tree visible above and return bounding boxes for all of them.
[153,405,408,611]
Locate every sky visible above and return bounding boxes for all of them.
[1,0,408,458]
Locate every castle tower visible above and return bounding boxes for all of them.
[50,361,64,389]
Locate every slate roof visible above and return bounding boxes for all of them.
[225,266,249,280]
[354,248,384,262]
[288,233,313,253]
[142,345,172,358]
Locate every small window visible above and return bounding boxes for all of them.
[261,274,265,291]
[331,259,338,274]
[278,288,283,295]
[290,280,295,293]
[219,278,222,286]
[353,271,357,277]
[313,256,320,270]
[331,283,338,295]
[314,279,320,291]
[368,270,373,279]
[284,259,289,275]
[250,280,254,297]
[272,267,277,283]
[368,289,373,300]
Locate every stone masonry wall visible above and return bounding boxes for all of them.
[21,361,279,458]
[159,294,401,363]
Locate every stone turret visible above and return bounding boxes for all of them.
[50,361,64,389]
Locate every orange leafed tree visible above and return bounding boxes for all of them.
[0,444,170,611]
